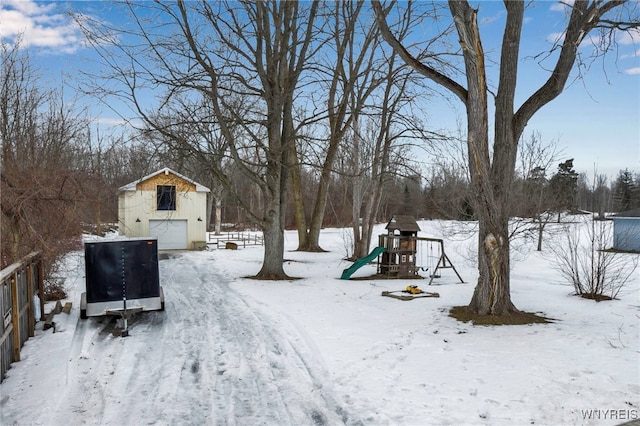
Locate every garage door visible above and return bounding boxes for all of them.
[149,220,188,250]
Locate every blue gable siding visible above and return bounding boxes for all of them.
[613,217,640,252]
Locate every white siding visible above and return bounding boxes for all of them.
[119,185,207,249]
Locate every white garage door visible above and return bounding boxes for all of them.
[149,220,188,250]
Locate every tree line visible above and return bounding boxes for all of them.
[2,38,636,276]
[2,1,637,318]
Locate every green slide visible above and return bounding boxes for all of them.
[340,246,387,280]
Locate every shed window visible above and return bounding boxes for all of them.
[157,185,176,210]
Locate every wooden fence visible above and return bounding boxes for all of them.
[0,252,45,383]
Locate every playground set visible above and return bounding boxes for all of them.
[340,215,463,298]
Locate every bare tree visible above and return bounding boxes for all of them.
[347,93,426,259]
[76,1,320,279]
[143,95,230,234]
[373,0,640,315]
[288,2,387,252]
[514,131,561,251]
[343,2,447,260]
[549,216,638,300]
[1,41,91,277]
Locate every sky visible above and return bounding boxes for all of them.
[1,219,638,425]
[1,0,638,179]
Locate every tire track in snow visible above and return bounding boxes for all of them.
[47,252,355,425]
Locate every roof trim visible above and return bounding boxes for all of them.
[385,215,421,232]
[119,167,211,192]
[613,208,640,218]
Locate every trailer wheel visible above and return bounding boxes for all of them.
[159,287,165,311]
[80,292,88,319]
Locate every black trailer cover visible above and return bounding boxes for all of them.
[84,239,160,303]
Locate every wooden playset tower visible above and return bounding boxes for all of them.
[376,215,464,284]
[378,215,420,278]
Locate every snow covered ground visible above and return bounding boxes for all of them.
[1,220,638,425]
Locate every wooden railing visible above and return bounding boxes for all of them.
[206,231,264,249]
[0,252,45,383]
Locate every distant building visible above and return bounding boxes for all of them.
[612,208,640,252]
[118,167,210,250]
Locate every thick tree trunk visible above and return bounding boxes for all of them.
[469,217,518,315]
[257,224,286,278]
[255,176,289,280]
[448,0,522,316]
[257,220,286,279]
[373,0,634,316]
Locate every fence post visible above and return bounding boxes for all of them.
[10,272,20,362]
[37,255,45,320]
[27,262,34,337]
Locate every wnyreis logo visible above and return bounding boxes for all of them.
[581,409,638,421]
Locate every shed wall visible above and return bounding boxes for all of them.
[613,218,640,252]
[119,180,207,250]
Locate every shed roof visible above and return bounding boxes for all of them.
[613,208,640,218]
[119,167,210,192]
[385,215,421,232]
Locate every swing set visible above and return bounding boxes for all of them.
[369,215,464,285]
[376,233,464,284]
[416,237,464,285]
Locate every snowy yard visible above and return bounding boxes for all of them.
[1,220,638,425]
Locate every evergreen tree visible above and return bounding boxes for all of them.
[549,159,579,216]
[612,169,636,212]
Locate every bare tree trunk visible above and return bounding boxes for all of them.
[450,0,522,315]
[303,141,340,252]
[350,126,364,259]
[75,1,320,279]
[359,180,384,259]
[294,2,382,253]
[289,143,309,249]
[469,217,517,315]
[537,220,544,252]
[208,182,224,234]
[256,188,287,279]
[214,199,222,235]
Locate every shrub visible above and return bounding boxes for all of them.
[549,217,637,300]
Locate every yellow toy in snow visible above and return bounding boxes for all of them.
[405,285,423,294]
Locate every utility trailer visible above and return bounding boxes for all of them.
[80,238,164,324]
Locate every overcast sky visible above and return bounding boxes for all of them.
[1,0,638,179]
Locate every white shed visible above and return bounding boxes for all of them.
[612,208,640,252]
[118,167,210,250]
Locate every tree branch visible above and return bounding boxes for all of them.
[514,0,634,137]
[371,0,468,105]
